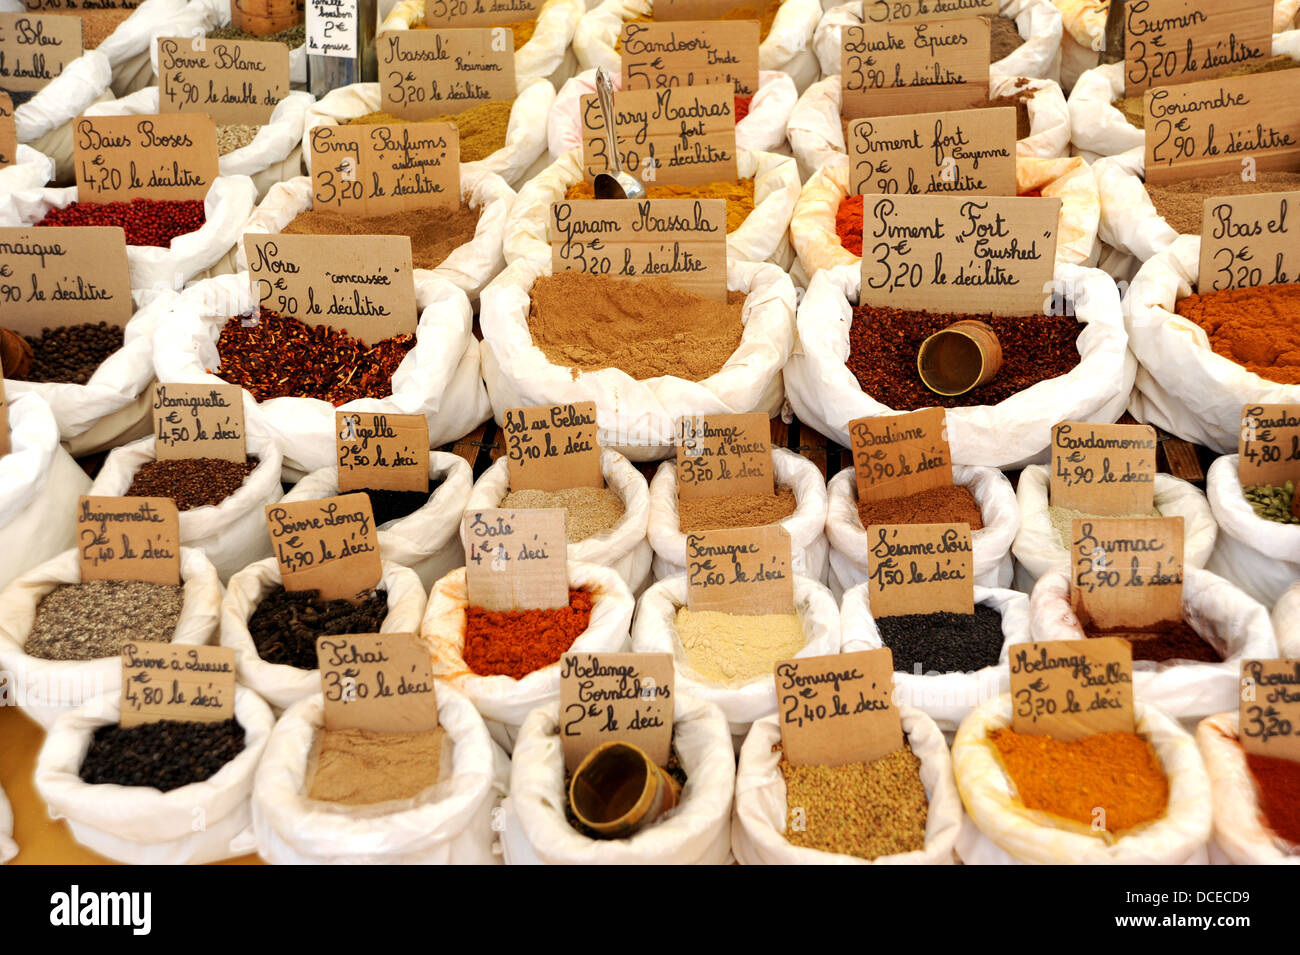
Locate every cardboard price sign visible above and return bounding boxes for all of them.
[379,28,515,118]
[1240,659,1300,763]
[119,642,236,728]
[1144,72,1300,185]
[1198,192,1300,292]
[265,494,383,602]
[849,409,951,503]
[73,114,218,203]
[1124,0,1272,96]
[0,92,14,169]
[337,412,430,494]
[847,107,1017,196]
[462,507,569,611]
[420,0,543,28]
[685,525,794,615]
[0,381,8,458]
[244,234,417,344]
[502,402,604,492]
[305,0,357,58]
[675,412,773,500]
[621,21,760,97]
[859,194,1059,315]
[1050,422,1157,516]
[1239,404,1300,487]
[866,522,973,617]
[550,197,728,301]
[157,36,289,126]
[559,652,674,771]
[77,496,181,586]
[580,84,738,188]
[1070,517,1185,632]
[840,19,990,119]
[776,649,902,767]
[151,383,246,463]
[861,0,995,23]
[24,0,138,8]
[1009,638,1135,741]
[310,122,459,216]
[0,13,82,93]
[317,632,439,733]
[0,227,132,333]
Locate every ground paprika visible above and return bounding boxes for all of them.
[1174,284,1300,385]
[1244,750,1300,847]
[462,588,593,679]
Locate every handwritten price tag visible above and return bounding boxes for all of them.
[265,494,383,602]
[77,496,180,586]
[0,13,82,93]
[418,0,543,27]
[866,522,973,617]
[158,36,289,126]
[861,0,995,23]
[317,632,439,732]
[1050,421,1156,516]
[675,412,772,500]
[462,507,569,611]
[151,383,246,463]
[685,525,794,614]
[1238,403,1300,487]
[0,227,132,333]
[849,409,951,504]
[840,18,990,119]
[1198,192,1300,292]
[336,411,430,494]
[559,652,674,771]
[378,27,516,118]
[1009,638,1135,741]
[1240,658,1300,762]
[847,107,1017,197]
[620,20,759,96]
[119,642,236,728]
[503,402,603,492]
[73,114,218,203]
[1070,517,1184,631]
[776,649,902,767]
[0,92,14,169]
[1124,0,1272,96]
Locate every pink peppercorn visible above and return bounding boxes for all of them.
[36,198,206,248]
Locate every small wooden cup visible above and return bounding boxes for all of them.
[917,320,1003,397]
[568,741,681,838]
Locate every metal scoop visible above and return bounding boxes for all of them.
[592,68,646,200]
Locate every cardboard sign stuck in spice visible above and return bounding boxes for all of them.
[1240,658,1300,763]
[503,402,603,492]
[317,632,439,733]
[1008,638,1135,742]
[151,383,246,463]
[337,412,430,494]
[1050,421,1157,516]
[654,0,766,18]
[0,13,83,93]
[309,121,460,216]
[157,36,290,126]
[560,652,675,771]
[1070,517,1185,632]
[418,0,543,27]
[77,496,181,587]
[776,648,902,768]
[1123,0,1272,96]
[861,0,995,22]
[0,226,133,334]
[265,494,383,603]
[1198,192,1300,293]
[866,522,974,618]
[840,19,990,119]
[0,92,14,169]
[1238,404,1300,488]
[847,107,1017,196]
[620,21,760,96]
[73,114,219,203]
[119,642,236,728]
[462,507,569,611]
[676,412,772,500]
[848,408,951,504]
[685,524,794,615]
[378,27,515,118]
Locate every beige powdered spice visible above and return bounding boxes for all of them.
[308,727,446,805]
[500,485,626,541]
[675,607,805,685]
[527,272,746,381]
[989,15,1025,62]
[1146,171,1300,235]
[282,202,482,269]
[1049,503,1162,549]
[678,485,797,531]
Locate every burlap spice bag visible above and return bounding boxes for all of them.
[379,0,584,88]
[1028,567,1276,720]
[237,168,515,306]
[152,271,490,479]
[646,448,829,582]
[478,258,796,462]
[150,0,307,87]
[572,0,822,92]
[1205,455,1300,608]
[547,69,798,160]
[503,147,801,269]
[301,79,556,188]
[34,686,274,864]
[730,705,963,864]
[824,464,1018,598]
[784,262,1134,469]
[952,694,1212,864]
[463,451,652,595]
[841,585,1030,732]
[501,692,735,864]
[251,685,509,864]
[1274,582,1300,656]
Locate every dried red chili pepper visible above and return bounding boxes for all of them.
[1245,751,1300,846]
[462,589,593,679]
[35,198,206,248]
[734,95,753,123]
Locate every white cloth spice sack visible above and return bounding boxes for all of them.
[379,0,585,87]
[1011,465,1218,591]
[148,0,307,87]
[479,257,796,462]
[87,421,284,581]
[785,74,1070,179]
[731,704,962,864]
[1206,455,1300,608]
[953,694,1212,864]
[419,561,634,751]
[504,147,802,268]
[84,86,313,202]
[0,546,222,730]
[152,271,491,479]
[842,585,1030,732]
[0,174,258,290]
[464,451,652,594]
[0,393,93,592]
[631,573,840,737]
[11,51,113,185]
[34,686,273,864]
[501,691,735,864]
[301,78,556,188]
[573,0,822,92]
[0,785,14,863]
[1197,711,1300,865]
[785,262,1135,469]
[221,558,427,713]
[281,453,473,591]
[1125,236,1300,452]
[547,68,798,160]
[646,448,829,582]
[4,288,173,457]
[0,145,54,201]
[236,168,514,305]
[1029,568,1277,720]
[252,685,509,864]
[1273,582,1300,656]
[825,465,1019,599]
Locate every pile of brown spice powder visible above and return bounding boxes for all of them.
[1146,171,1300,235]
[678,486,798,531]
[282,202,482,269]
[856,485,984,530]
[1118,55,1300,129]
[989,15,1025,62]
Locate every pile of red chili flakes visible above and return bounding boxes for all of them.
[462,589,593,679]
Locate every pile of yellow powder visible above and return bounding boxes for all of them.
[674,607,806,685]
